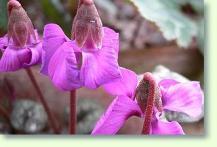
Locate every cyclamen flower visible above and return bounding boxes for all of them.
[41,0,121,90]
[91,68,204,135]
[0,0,42,72]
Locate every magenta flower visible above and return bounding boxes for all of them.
[91,68,204,135]
[0,0,42,72]
[41,0,121,91]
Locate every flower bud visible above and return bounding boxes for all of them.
[72,0,103,51]
[135,72,163,113]
[7,0,36,48]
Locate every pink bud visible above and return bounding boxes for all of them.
[135,72,156,113]
[7,0,36,48]
[72,0,103,51]
[7,0,21,16]
[135,72,163,134]
[78,0,94,6]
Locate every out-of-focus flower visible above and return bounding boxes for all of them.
[0,0,42,72]
[91,68,203,135]
[41,0,121,91]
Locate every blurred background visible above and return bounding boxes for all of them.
[0,0,204,135]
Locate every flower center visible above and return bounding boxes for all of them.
[135,72,163,134]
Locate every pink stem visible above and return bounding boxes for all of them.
[142,94,155,134]
[69,90,76,134]
[25,68,60,134]
[141,74,156,135]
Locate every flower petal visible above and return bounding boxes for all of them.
[103,68,138,98]
[28,29,41,45]
[102,27,119,55]
[41,24,69,75]
[91,96,142,135]
[160,80,204,118]
[151,113,184,135]
[159,79,179,89]
[0,47,31,72]
[43,23,67,39]
[48,41,82,91]
[24,43,42,66]
[0,35,8,51]
[80,28,121,89]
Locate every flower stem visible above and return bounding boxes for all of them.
[141,74,156,135]
[69,90,76,134]
[142,93,155,135]
[0,105,10,122]
[4,78,16,110]
[25,68,60,134]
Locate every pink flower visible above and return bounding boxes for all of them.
[0,0,42,72]
[41,0,121,91]
[91,68,204,135]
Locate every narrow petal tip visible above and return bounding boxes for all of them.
[8,0,21,14]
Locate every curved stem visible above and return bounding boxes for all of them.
[140,74,156,135]
[142,86,155,135]
[69,90,76,134]
[25,68,60,134]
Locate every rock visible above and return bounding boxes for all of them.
[0,120,12,134]
[64,98,103,134]
[10,99,47,134]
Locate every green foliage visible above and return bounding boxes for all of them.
[130,0,204,49]
[197,19,204,54]
[0,0,8,31]
[41,0,71,36]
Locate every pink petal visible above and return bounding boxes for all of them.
[0,47,31,72]
[0,35,8,51]
[91,96,142,135]
[24,43,42,66]
[43,23,67,39]
[48,41,82,91]
[151,113,184,135]
[102,27,119,55]
[159,79,179,89]
[103,68,138,98]
[160,80,204,118]
[41,24,69,75]
[28,29,41,45]
[80,28,121,89]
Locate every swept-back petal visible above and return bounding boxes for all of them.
[48,41,81,91]
[92,96,142,135]
[0,47,31,72]
[103,68,138,98]
[43,23,67,39]
[24,43,42,66]
[102,27,119,55]
[151,112,184,135]
[159,79,179,90]
[160,80,204,118]
[41,24,69,75]
[80,28,121,89]
[0,35,8,51]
